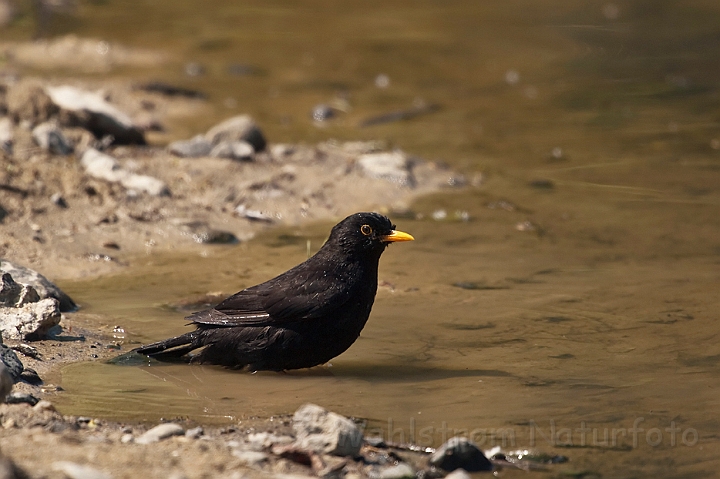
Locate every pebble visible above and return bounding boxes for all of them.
[4,392,39,406]
[0,260,77,312]
[135,423,185,444]
[205,115,266,152]
[45,85,145,145]
[185,426,204,439]
[292,403,363,457]
[31,122,74,155]
[0,343,23,380]
[378,463,415,479]
[168,135,212,158]
[209,140,255,161]
[80,148,169,196]
[429,437,492,472]
[53,461,114,479]
[0,295,61,340]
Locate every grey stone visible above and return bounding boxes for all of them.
[0,117,12,154]
[5,392,38,405]
[379,463,415,479]
[0,297,61,340]
[0,261,77,312]
[357,151,412,186]
[168,135,212,158]
[185,426,204,439]
[31,122,73,155]
[429,437,492,472]
[53,461,114,479]
[45,85,145,145]
[0,343,23,380]
[0,362,13,402]
[135,423,185,444]
[205,115,266,152]
[80,149,169,196]
[209,140,254,161]
[292,403,363,457]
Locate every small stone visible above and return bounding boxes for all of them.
[5,392,39,406]
[51,193,68,208]
[135,423,185,444]
[205,115,266,152]
[232,450,269,467]
[312,104,336,122]
[80,148,169,196]
[168,135,212,158]
[0,295,61,340]
[46,85,145,145]
[0,261,77,312]
[53,461,114,479]
[209,140,255,161]
[120,433,134,444]
[429,437,492,472]
[31,122,74,155]
[379,463,415,479]
[292,403,363,457]
[185,426,203,439]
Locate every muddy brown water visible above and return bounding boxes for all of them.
[8,0,720,476]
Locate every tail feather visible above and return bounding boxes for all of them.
[134,331,199,359]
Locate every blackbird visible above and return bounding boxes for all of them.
[134,212,414,371]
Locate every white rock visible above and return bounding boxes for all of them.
[0,260,77,312]
[135,423,185,444]
[292,403,363,457]
[45,85,145,144]
[0,297,61,340]
[209,140,254,161]
[81,148,169,196]
[357,151,411,185]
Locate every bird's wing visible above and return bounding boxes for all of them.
[187,262,358,327]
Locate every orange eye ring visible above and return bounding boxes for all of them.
[360,224,373,236]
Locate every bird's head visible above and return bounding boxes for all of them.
[329,212,414,258]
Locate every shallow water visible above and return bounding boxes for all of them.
[10,0,720,476]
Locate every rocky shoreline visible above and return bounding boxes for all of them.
[0,36,561,479]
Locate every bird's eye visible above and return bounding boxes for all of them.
[360,224,373,236]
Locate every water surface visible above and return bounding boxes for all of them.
[10,1,720,477]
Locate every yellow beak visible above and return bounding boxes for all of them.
[381,229,415,243]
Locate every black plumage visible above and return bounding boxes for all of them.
[134,212,413,371]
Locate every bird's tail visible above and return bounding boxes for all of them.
[133,331,200,360]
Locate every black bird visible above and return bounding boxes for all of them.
[134,212,414,371]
